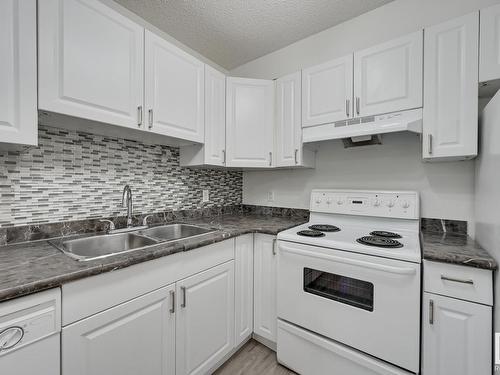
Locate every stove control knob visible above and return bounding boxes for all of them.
[326,198,332,205]
[373,199,381,207]
[336,198,344,205]
[315,197,322,204]
[386,200,395,208]
[401,201,410,209]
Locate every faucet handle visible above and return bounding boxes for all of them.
[99,219,115,233]
[142,215,153,227]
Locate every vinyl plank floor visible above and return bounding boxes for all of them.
[214,339,297,375]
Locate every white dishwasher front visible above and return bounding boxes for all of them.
[0,288,61,375]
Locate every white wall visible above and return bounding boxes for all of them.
[244,133,476,223]
[233,0,500,227]
[475,92,500,330]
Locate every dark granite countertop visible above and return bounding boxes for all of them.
[0,214,306,303]
[421,230,497,270]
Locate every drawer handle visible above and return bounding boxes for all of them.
[440,275,474,285]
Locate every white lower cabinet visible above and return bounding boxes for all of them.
[176,261,235,375]
[234,234,254,347]
[422,293,492,375]
[62,284,176,375]
[253,234,277,345]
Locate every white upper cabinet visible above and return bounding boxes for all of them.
[354,31,423,117]
[276,72,315,168]
[0,0,37,147]
[480,3,500,82]
[423,12,479,161]
[422,293,492,375]
[180,66,226,166]
[302,55,353,127]
[226,77,275,168]
[145,30,204,143]
[38,0,144,130]
[175,261,234,375]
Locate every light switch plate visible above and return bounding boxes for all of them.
[202,190,209,202]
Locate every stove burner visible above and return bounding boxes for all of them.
[297,230,325,237]
[357,236,403,248]
[370,231,402,239]
[308,224,340,232]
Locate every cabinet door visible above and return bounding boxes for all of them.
[145,30,204,143]
[422,293,491,375]
[176,261,235,375]
[253,234,277,344]
[276,72,302,167]
[204,65,226,165]
[302,55,353,127]
[38,0,144,129]
[354,31,423,117]
[62,284,175,375]
[423,12,478,160]
[226,77,275,168]
[480,3,500,82]
[0,0,37,147]
[234,234,254,347]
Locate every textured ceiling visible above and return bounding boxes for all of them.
[113,0,394,70]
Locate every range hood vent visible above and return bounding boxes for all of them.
[303,108,423,143]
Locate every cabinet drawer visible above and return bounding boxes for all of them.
[423,260,492,305]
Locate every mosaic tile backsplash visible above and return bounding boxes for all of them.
[0,125,242,228]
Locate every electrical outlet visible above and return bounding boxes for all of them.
[202,189,209,202]
[267,191,275,202]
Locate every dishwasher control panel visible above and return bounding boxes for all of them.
[0,289,61,355]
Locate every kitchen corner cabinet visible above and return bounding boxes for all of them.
[176,261,234,375]
[422,293,491,375]
[234,234,254,347]
[38,0,144,130]
[302,55,354,127]
[180,66,226,166]
[423,12,479,161]
[480,3,500,82]
[145,30,204,143]
[253,234,277,346]
[0,0,37,148]
[62,284,176,375]
[276,72,315,168]
[226,77,275,168]
[354,31,423,117]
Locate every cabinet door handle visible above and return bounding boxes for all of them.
[441,275,474,285]
[429,299,434,325]
[269,152,273,166]
[356,97,360,116]
[222,150,226,165]
[346,99,350,117]
[272,238,277,255]
[294,149,298,165]
[148,109,153,129]
[428,134,433,155]
[137,106,143,127]
[169,290,175,313]
[181,286,186,308]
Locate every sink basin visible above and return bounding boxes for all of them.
[139,224,215,242]
[50,233,158,261]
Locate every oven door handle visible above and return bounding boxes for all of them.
[279,245,417,275]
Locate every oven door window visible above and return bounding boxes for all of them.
[303,268,374,311]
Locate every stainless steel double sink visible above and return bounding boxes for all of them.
[50,224,215,261]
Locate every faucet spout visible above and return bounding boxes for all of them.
[122,185,133,227]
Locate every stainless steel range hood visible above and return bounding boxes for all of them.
[302,108,423,143]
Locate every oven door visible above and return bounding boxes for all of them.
[277,240,420,373]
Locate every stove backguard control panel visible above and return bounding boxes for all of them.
[310,190,419,219]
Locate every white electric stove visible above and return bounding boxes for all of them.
[276,189,422,375]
